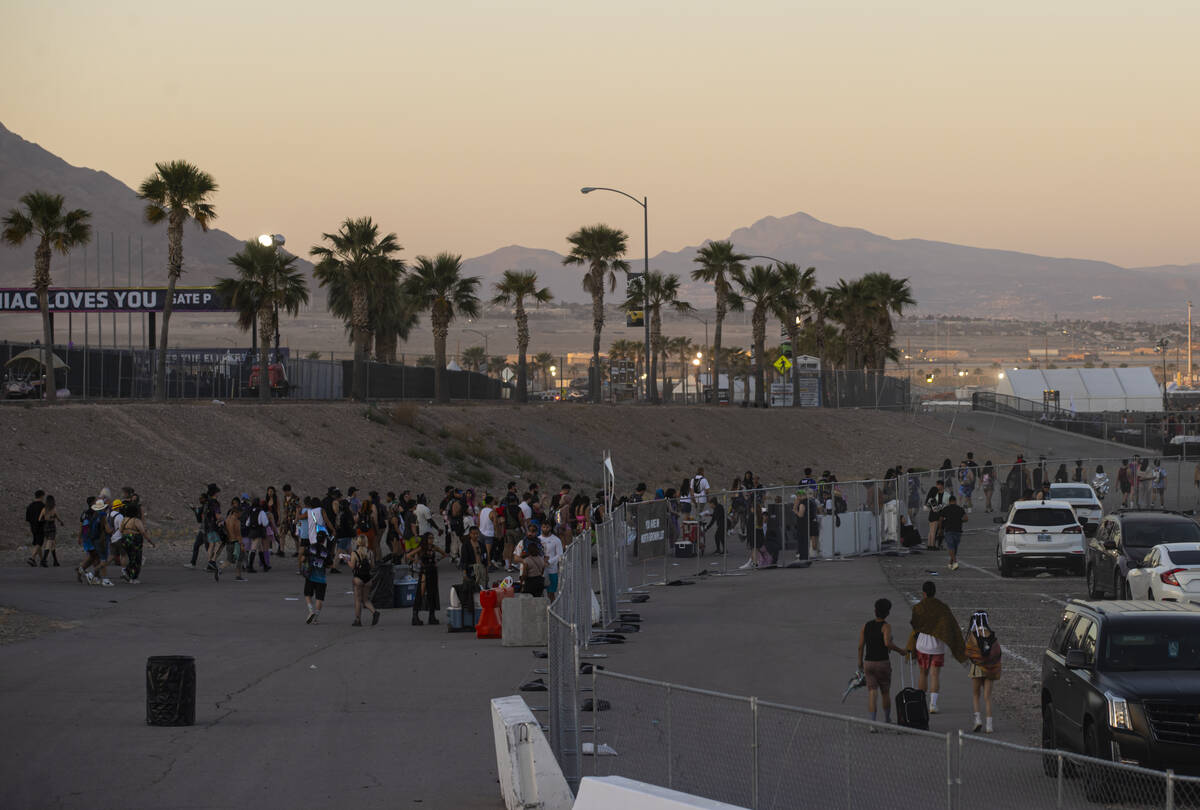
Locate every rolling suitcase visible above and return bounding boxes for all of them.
[895,657,929,730]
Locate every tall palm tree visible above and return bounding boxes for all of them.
[138,160,218,401]
[860,272,915,370]
[623,271,692,403]
[806,286,834,369]
[532,351,555,391]
[692,241,749,405]
[461,345,487,372]
[828,278,873,370]
[404,253,481,403]
[215,241,310,402]
[777,263,817,407]
[733,264,794,407]
[563,224,630,403]
[667,335,696,401]
[2,191,92,403]
[493,269,552,402]
[310,217,405,400]
[324,257,415,364]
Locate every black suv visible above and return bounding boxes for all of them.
[1086,509,1200,599]
[1041,599,1200,787]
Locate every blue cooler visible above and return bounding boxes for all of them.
[447,606,477,632]
[394,575,418,608]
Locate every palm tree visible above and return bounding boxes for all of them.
[404,253,481,403]
[493,269,552,402]
[733,264,793,406]
[532,351,555,391]
[563,224,630,403]
[2,191,91,403]
[138,160,218,401]
[215,241,310,402]
[722,346,749,405]
[324,258,415,364]
[461,345,487,372]
[624,271,692,403]
[777,263,816,407]
[692,241,749,405]
[310,217,405,400]
[667,335,696,400]
[860,272,915,370]
[806,286,834,369]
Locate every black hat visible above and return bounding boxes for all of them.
[207,483,220,495]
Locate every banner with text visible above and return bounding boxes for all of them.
[0,287,231,313]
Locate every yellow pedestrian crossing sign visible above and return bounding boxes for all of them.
[773,355,792,374]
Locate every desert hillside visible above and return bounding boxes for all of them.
[0,402,1017,552]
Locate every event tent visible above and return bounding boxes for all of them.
[995,367,1162,413]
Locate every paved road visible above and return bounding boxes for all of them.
[0,562,537,810]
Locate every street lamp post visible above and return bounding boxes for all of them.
[1156,338,1170,411]
[581,186,650,403]
[257,233,286,400]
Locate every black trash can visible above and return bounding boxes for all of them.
[146,655,196,726]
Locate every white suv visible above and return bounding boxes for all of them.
[1047,482,1104,527]
[996,498,1086,577]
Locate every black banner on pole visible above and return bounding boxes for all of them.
[0,287,231,313]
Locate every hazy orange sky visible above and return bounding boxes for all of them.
[4,0,1198,268]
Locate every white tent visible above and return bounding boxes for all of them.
[995,367,1161,413]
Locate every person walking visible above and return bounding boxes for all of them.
[925,480,949,550]
[118,500,155,584]
[857,598,908,724]
[981,461,995,513]
[1151,458,1167,507]
[38,494,65,567]
[301,543,328,624]
[1117,460,1132,507]
[25,489,46,568]
[347,536,380,627]
[461,526,489,592]
[1092,465,1110,503]
[965,610,1002,733]
[940,494,967,570]
[542,524,563,602]
[907,580,967,715]
[405,533,447,625]
[76,496,100,584]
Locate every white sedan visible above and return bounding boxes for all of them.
[1126,543,1200,605]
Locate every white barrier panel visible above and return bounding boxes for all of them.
[818,511,878,557]
[574,776,749,810]
[491,695,574,810]
[501,594,549,647]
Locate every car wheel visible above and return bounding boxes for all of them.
[1121,579,1132,600]
[1041,703,1060,777]
[1086,565,1101,598]
[999,556,1013,578]
[1082,721,1115,802]
[1114,574,1125,600]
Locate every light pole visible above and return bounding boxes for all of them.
[257,233,286,357]
[581,186,650,402]
[1156,337,1170,411]
[256,233,285,400]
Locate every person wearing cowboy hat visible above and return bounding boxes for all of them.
[93,497,126,586]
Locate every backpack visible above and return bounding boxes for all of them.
[357,505,373,532]
[245,505,264,540]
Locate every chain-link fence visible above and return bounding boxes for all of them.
[587,669,1200,809]
[546,535,595,793]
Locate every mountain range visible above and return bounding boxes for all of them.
[2,120,1197,320]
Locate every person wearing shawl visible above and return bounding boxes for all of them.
[965,610,1002,733]
[906,580,966,714]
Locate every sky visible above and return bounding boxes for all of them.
[3,0,1199,268]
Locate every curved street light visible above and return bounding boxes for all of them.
[581,186,651,402]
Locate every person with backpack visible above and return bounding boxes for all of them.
[220,498,248,582]
[118,499,155,584]
[965,610,1002,733]
[329,497,355,575]
[77,496,101,584]
[857,598,908,725]
[242,496,269,573]
[346,536,380,627]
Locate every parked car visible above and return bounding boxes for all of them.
[1040,599,1200,798]
[1125,542,1200,604]
[1086,509,1200,599]
[996,498,1086,577]
[1047,482,1104,527]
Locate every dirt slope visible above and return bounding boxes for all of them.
[0,402,1017,554]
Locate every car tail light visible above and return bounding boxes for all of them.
[1063,525,1082,534]
[1161,568,1185,586]
[1006,526,1026,534]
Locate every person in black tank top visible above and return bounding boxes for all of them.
[857,598,907,724]
[348,536,380,627]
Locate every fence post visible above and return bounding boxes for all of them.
[665,684,673,790]
[947,732,957,810]
[1056,753,1064,808]
[750,696,759,810]
[1166,769,1175,810]
[844,719,852,807]
[591,666,598,776]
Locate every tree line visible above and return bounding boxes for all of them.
[3,162,913,406]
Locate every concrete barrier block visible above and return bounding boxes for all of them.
[501,593,548,647]
[573,776,748,809]
[491,696,573,810]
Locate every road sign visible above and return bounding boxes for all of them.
[501,367,515,382]
[773,355,792,374]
